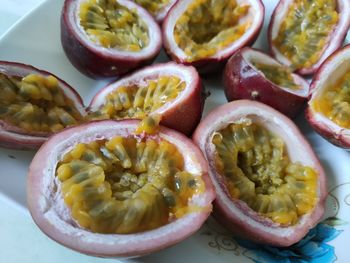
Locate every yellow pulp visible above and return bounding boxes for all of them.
[273,0,338,69]
[135,115,161,135]
[312,71,350,128]
[173,0,251,62]
[79,0,149,51]
[213,121,318,226]
[252,62,300,90]
[133,0,170,15]
[88,76,186,120]
[56,136,205,234]
[0,73,82,133]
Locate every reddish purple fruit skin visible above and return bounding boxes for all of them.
[162,0,265,74]
[61,0,162,79]
[223,49,307,118]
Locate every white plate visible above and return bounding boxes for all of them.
[0,0,349,262]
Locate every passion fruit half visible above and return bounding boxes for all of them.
[223,47,309,118]
[193,100,327,246]
[61,0,162,79]
[27,120,215,257]
[162,0,264,73]
[307,45,350,149]
[132,0,177,22]
[269,0,350,75]
[88,62,204,136]
[0,61,85,150]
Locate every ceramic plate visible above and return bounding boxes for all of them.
[0,0,349,262]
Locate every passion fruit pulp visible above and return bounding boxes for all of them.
[28,120,215,257]
[61,0,162,79]
[132,0,177,22]
[269,0,350,75]
[307,44,350,149]
[162,0,264,73]
[193,100,327,246]
[0,61,85,150]
[223,47,309,118]
[88,62,204,136]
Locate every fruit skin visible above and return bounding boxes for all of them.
[61,0,162,79]
[193,100,327,247]
[223,47,309,118]
[306,45,350,149]
[268,0,350,75]
[88,62,205,136]
[0,61,85,150]
[27,119,215,258]
[162,0,265,74]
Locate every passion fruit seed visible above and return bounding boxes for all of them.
[133,0,170,15]
[79,0,149,51]
[56,136,205,234]
[252,62,300,90]
[0,73,82,133]
[312,71,350,128]
[212,120,318,226]
[173,0,251,61]
[135,114,161,134]
[273,0,338,69]
[89,76,186,120]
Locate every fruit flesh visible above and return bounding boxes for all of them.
[56,136,205,234]
[0,73,82,133]
[173,0,251,61]
[273,0,338,69]
[312,71,350,128]
[89,76,186,120]
[79,0,149,51]
[212,120,318,226]
[252,62,300,90]
[133,0,170,16]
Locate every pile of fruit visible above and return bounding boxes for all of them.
[1,0,350,258]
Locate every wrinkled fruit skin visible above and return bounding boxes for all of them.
[27,120,215,258]
[162,0,265,74]
[61,0,162,79]
[223,48,308,118]
[268,0,350,75]
[0,61,84,150]
[193,100,327,247]
[306,45,350,149]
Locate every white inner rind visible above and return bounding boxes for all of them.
[89,63,198,115]
[198,102,323,238]
[270,0,350,72]
[38,122,209,247]
[242,49,309,97]
[70,0,161,59]
[164,0,264,61]
[154,0,177,22]
[309,47,350,137]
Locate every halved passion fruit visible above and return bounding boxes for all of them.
[223,47,309,118]
[193,100,327,246]
[88,62,204,136]
[132,0,177,22]
[61,0,162,79]
[269,0,350,75]
[0,61,85,150]
[162,0,264,73]
[27,120,215,257]
[307,45,350,149]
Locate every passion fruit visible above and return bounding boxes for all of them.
[193,100,327,246]
[269,0,350,75]
[88,62,204,136]
[61,0,162,79]
[307,45,350,149]
[0,61,85,150]
[162,0,264,73]
[132,0,177,22]
[223,47,309,118]
[27,119,215,257]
